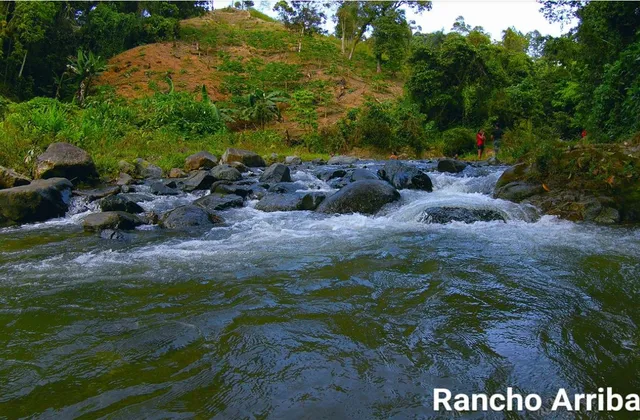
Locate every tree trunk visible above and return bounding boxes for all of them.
[341,21,345,54]
[18,50,28,79]
[376,56,382,73]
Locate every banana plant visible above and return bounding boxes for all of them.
[66,49,107,106]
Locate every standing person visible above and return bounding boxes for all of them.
[492,123,504,157]
[476,129,486,160]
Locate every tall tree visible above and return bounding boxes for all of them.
[372,8,412,73]
[273,0,326,52]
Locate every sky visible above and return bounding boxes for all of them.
[213,0,571,41]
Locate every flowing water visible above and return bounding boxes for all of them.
[1,162,639,419]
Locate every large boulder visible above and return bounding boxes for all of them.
[494,182,545,202]
[349,168,379,182]
[185,151,218,171]
[495,163,531,189]
[259,163,291,183]
[210,181,253,198]
[437,159,467,174]
[99,195,145,214]
[316,180,400,215]
[0,166,31,189]
[221,148,266,167]
[419,207,506,224]
[255,192,326,212]
[194,193,244,212]
[211,165,242,182]
[159,205,223,229]
[378,161,433,192]
[82,211,144,232]
[35,143,98,182]
[134,158,163,179]
[327,155,358,165]
[182,170,216,192]
[0,178,73,227]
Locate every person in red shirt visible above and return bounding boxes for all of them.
[476,129,486,160]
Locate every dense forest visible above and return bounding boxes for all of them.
[0,1,639,179]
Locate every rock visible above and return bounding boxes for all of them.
[73,186,121,201]
[316,180,400,215]
[194,193,244,212]
[255,192,326,212]
[185,151,218,171]
[210,165,242,182]
[378,161,433,192]
[159,205,223,229]
[228,161,250,173]
[120,193,155,203]
[581,197,621,225]
[285,156,302,165]
[487,156,500,166]
[0,178,73,227]
[182,170,216,192]
[35,142,98,182]
[268,182,307,194]
[495,163,531,189]
[327,155,359,165]
[221,148,266,167]
[99,195,145,214]
[134,158,163,179]
[82,211,144,232]
[437,159,467,173]
[494,182,545,202]
[268,153,280,164]
[349,168,379,182]
[259,163,292,183]
[316,168,346,181]
[116,172,134,186]
[168,168,187,178]
[118,160,136,176]
[419,207,506,224]
[99,229,134,241]
[210,181,253,198]
[149,181,179,196]
[311,158,326,165]
[0,166,31,189]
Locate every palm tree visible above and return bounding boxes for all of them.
[240,89,287,130]
[66,49,107,106]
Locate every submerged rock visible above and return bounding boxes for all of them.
[99,195,145,214]
[221,148,266,167]
[0,178,73,227]
[255,192,326,212]
[149,181,180,196]
[316,180,400,215]
[35,143,98,183]
[259,163,291,183]
[160,205,223,229]
[419,207,506,224]
[82,211,144,232]
[0,166,31,189]
[185,151,218,171]
[316,168,346,182]
[268,182,307,194]
[194,193,244,212]
[437,159,467,173]
[378,160,433,192]
[99,229,134,241]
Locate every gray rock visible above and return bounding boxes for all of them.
[419,207,506,224]
[327,155,359,165]
[120,193,155,203]
[437,159,467,173]
[82,211,144,232]
[149,181,180,196]
[118,160,136,176]
[255,192,326,212]
[211,165,242,182]
[268,182,307,194]
[259,163,292,183]
[73,186,120,201]
[0,178,73,227]
[316,168,346,181]
[378,160,433,192]
[99,229,134,241]
[211,181,253,198]
[349,168,379,182]
[285,156,302,165]
[99,195,145,213]
[311,158,327,165]
[159,205,223,229]
[182,170,216,191]
[228,161,250,173]
[134,158,163,179]
[487,156,500,166]
[194,193,244,212]
[221,148,266,167]
[168,168,187,178]
[116,172,134,186]
[0,166,31,189]
[185,151,218,171]
[35,143,97,183]
[316,180,400,215]
[494,182,545,202]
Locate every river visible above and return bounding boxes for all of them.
[1,161,639,419]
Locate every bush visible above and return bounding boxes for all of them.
[441,127,475,157]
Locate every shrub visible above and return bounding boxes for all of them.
[441,127,475,157]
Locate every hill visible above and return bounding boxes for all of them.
[97,8,403,137]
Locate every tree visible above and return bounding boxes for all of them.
[291,89,317,132]
[372,8,412,73]
[239,89,287,130]
[334,1,359,55]
[273,1,326,52]
[451,16,471,35]
[66,49,107,106]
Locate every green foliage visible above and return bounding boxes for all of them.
[441,127,475,157]
[249,8,277,23]
[237,89,288,130]
[291,89,318,132]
